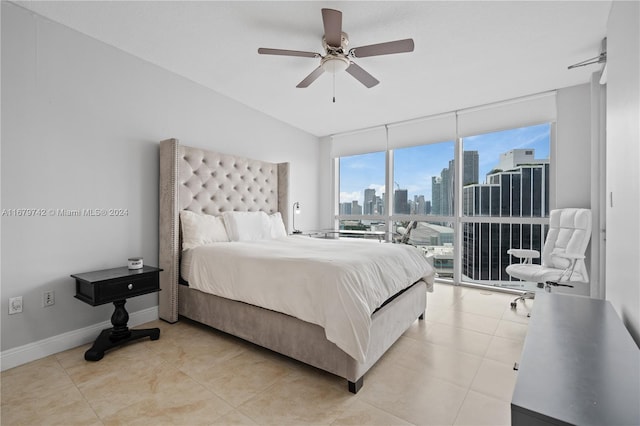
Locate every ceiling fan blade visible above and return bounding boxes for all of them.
[258,48,319,58]
[322,8,343,47]
[345,62,379,88]
[296,66,325,88]
[351,38,415,58]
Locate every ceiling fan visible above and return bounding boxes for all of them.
[258,8,414,89]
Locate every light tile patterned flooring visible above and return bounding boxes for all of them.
[1,283,533,425]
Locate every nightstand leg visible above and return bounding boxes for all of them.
[110,300,131,340]
[84,299,160,361]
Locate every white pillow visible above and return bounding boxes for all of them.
[180,210,229,250]
[269,212,287,239]
[222,211,271,241]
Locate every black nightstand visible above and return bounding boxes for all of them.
[72,265,162,361]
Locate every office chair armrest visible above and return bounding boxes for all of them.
[507,249,540,259]
[553,252,585,260]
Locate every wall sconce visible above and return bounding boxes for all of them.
[292,202,301,234]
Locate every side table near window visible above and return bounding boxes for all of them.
[72,265,162,361]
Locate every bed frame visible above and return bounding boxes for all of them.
[158,138,427,393]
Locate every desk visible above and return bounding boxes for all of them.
[511,293,640,425]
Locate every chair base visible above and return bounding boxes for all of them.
[510,281,576,310]
[510,291,536,309]
[545,280,574,290]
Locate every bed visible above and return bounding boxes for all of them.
[158,138,434,393]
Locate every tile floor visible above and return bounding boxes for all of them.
[1,283,533,425]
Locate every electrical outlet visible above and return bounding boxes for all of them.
[9,296,23,314]
[43,290,55,307]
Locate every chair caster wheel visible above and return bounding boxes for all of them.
[510,302,517,309]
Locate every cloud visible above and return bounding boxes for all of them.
[340,191,361,203]
[340,184,387,204]
[368,184,386,194]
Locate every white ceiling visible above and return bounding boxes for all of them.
[17,1,611,137]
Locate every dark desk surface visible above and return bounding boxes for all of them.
[511,293,640,426]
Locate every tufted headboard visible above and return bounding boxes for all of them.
[158,138,290,322]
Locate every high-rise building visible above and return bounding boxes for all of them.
[464,163,550,218]
[374,196,384,215]
[339,202,352,215]
[498,149,546,171]
[351,200,362,215]
[414,195,426,215]
[464,150,479,185]
[442,160,454,216]
[364,188,376,215]
[462,159,550,282]
[394,189,409,214]
[432,176,443,215]
[430,151,478,217]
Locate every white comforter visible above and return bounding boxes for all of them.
[187,236,435,363]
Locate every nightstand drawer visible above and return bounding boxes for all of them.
[73,266,161,306]
[98,274,158,303]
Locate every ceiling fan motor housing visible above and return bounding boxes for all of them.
[321,55,350,73]
[321,31,350,73]
[322,31,349,51]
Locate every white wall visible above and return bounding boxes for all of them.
[318,136,335,230]
[555,84,592,210]
[1,2,319,353]
[605,0,640,345]
[555,83,599,297]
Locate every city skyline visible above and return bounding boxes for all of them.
[339,123,551,206]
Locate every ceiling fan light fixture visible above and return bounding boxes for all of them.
[321,55,350,73]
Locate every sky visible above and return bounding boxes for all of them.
[339,123,551,204]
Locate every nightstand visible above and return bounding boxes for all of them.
[72,265,162,361]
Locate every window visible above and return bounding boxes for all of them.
[393,142,455,216]
[462,124,550,217]
[394,220,454,278]
[461,123,551,288]
[338,151,385,216]
[332,92,556,290]
[392,142,456,280]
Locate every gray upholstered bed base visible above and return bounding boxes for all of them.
[158,138,426,393]
[178,281,426,392]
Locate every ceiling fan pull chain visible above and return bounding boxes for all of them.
[333,70,336,103]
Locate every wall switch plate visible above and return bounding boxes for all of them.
[43,290,55,307]
[9,296,23,314]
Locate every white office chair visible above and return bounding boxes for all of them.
[396,221,417,245]
[506,208,592,309]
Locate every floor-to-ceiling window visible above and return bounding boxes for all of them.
[460,124,551,291]
[338,151,386,233]
[392,141,456,279]
[332,93,556,290]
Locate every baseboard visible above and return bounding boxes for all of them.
[0,306,158,372]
